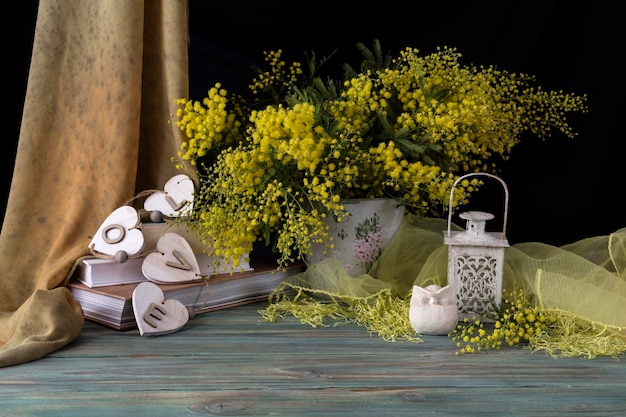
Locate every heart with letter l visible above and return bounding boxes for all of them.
[132,282,189,336]
[142,232,203,284]
[89,206,145,257]
[144,174,194,218]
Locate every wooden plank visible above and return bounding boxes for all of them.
[1,302,625,417]
[1,387,625,416]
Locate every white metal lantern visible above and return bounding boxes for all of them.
[443,173,510,320]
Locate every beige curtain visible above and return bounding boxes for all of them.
[0,0,191,367]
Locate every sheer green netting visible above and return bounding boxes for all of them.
[260,215,626,358]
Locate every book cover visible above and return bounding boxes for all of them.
[69,262,304,331]
[73,253,253,288]
[74,222,252,288]
[73,257,149,288]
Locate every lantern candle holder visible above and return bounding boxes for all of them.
[443,173,510,321]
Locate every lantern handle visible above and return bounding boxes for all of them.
[446,172,509,238]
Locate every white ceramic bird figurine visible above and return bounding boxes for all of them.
[409,284,459,335]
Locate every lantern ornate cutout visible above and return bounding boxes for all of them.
[443,173,510,320]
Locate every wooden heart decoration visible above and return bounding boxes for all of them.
[144,174,194,218]
[132,282,189,336]
[89,206,144,257]
[142,232,202,283]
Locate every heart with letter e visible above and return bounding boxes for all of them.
[142,232,202,284]
[132,282,189,336]
[89,205,145,257]
[144,174,194,218]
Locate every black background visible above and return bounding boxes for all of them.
[3,1,624,246]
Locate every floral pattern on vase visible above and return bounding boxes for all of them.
[310,198,404,277]
[352,213,384,271]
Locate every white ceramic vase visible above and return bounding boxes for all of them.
[309,198,404,277]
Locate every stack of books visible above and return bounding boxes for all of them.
[69,261,303,331]
[69,222,306,331]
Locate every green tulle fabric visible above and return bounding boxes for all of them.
[260,215,626,358]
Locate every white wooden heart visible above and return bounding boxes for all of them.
[144,174,194,217]
[142,232,202,284]
[132,282,189,336]
[89,205,144,257]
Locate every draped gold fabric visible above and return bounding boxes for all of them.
[0,0,190,367]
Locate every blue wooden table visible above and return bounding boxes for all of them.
[2,301,625,416]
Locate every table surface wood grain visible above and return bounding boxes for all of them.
[2,301,625,417]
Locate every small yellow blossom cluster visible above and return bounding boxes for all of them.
[249,50,303,101]
[172,41,587,268]
[450,288,556,355]
[174,84,245,165]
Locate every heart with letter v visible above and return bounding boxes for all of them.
[132,282,189,336]
[144,174,194,218]
[89,206,145,257]
[142,232,203,284]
